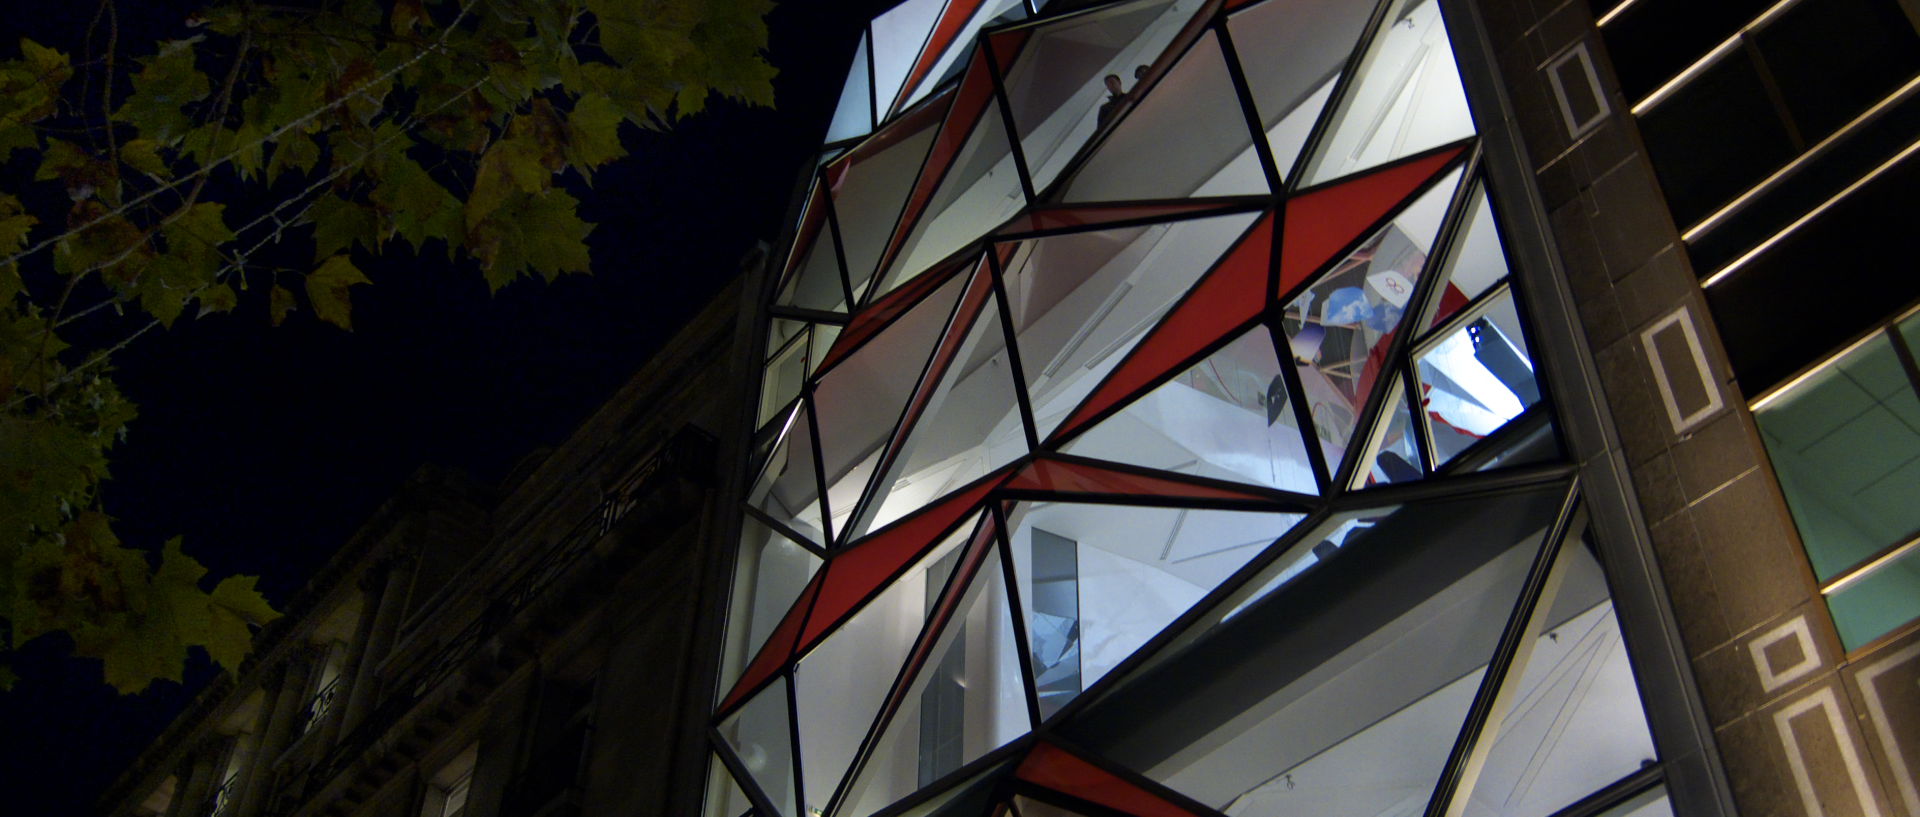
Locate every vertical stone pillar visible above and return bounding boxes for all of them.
[236,656,312,817]
[340,552,416,736]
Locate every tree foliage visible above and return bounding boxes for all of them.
[0,0,775,692]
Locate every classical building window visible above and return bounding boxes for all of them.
[1753,305,1920,650]
[301,643,347,734]
[207,732,256,817]
[422,746,478,817]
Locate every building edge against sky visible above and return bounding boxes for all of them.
[96,2,1920,817]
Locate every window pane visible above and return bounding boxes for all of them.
[718,519,823,700]
[1754,331,1920,580]
[1226,0,1377,184]
[719,677,799,817]
[1751,0,1920,143]
[1058,488,1567,816]
[1638,54,1798,228]
[1301,0,1474,186]
[1415,286,1541,467]
[1827,544,1920,649]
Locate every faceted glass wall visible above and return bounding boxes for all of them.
[712,1,1670,816]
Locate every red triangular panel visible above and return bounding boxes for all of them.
[781,181,833,283]
[893,0,988,116]
[1016,743,1201,817]
[873,49,1003,288]
[985,28,1034,74]
[818,253,971,373]
[1006,456,1275,502]
[797,469,1013,650]
[994,202,1241,237]
[864,260,998,501]
[718,575,822,714]
[1047,212,1275,444]
[1276,146,1465,301]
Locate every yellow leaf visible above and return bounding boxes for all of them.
[305,254,369,330]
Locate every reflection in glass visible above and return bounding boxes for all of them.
[1284,166,1462,477]
[1825,544,1920,649]
[1415,286,1540,466]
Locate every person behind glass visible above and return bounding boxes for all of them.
[1096,73,1128,128]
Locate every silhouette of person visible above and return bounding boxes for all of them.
[1096,73,1127,128]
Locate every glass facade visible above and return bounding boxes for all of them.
[713,1,1667,816]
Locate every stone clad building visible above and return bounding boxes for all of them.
[101,1,1920,817]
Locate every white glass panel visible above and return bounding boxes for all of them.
[873,0,949,119]
[830,33,876,143]
[1303,0,1474,185]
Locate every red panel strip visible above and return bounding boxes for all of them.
[1048,212,1275,444]
[893,0,988,116]
[817,253,969,373]
[1006,456,1271,501]
[1016,743,1200,817]
[797,469,1012,650]
[717,574,823,714]
[781,181,832,283]
[1276,147,1464,301]
[871,261,997,489]
[872,49,1002,292]
[994,202,1234,236]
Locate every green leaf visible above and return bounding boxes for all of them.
[268,284,296,326]
[0,414,110,537]
[465,136,549,231]
[471,189,592,291]
[197,282,238,316]
[306,254,369,330]
[209,574,280,626]
[564,93,626,178]
[309,195,377,260]
[115,38,210,145]
[265,131,320,182]
[371,152,463,253]
[119,139,170,178]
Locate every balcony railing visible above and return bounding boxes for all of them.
[207,774,238,817]
[302,676,342,733]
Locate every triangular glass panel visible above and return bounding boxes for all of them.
[994,202,1237,238]
[1225,0,1376,185]
[997,0,1194,193]
[1348,371,1425,489]
[814,270,974,541]
[872,97,1026,301]
[719,677,800,817]
[999,210,1261,444]
[1045,212,1274,444]
[873,0,949,118]
[793,518,980,817]
[1413,284,1541,468]
[748,403,829,546]
[830,101,946,304]
[1059,29,1269,201]
[761,330,811,429]
[1276,146,1466,300]
[705,753,755,817]
[896,758,1019,817]
[718,517,825,703]
[810,324,842,374]
[1057,487,1567,817]
[902,0,1032,112]
[778,183,853,314]
[839,544,1030,817]
[1062,326,1317,495]
[829,33,876,144]
[1280,164,1462,479]
[1005,501,1307,718]
[1421,183,1512,334]
[1448,531,1658,817]
[1015,743,1203,817]
[851,283,1028,539]
[1299,0,1474,186]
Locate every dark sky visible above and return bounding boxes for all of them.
[0,1,890,812]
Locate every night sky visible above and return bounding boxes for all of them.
[0,1,890,812]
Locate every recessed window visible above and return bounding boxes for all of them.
[423,745,478,817]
